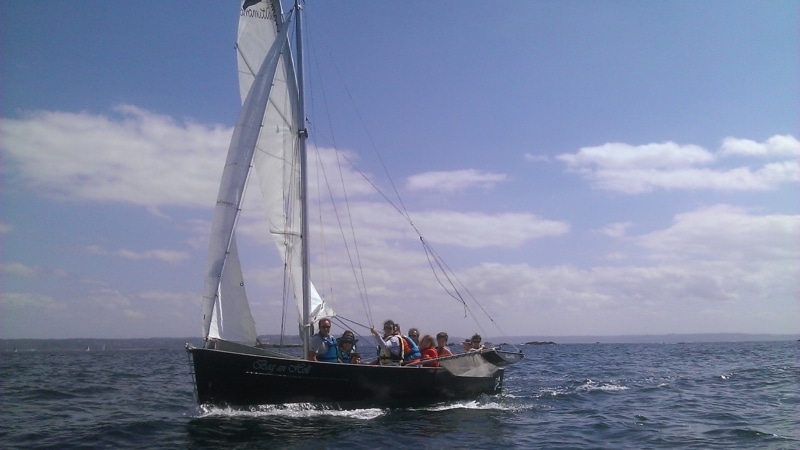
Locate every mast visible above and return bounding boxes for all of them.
[295,0,312,357]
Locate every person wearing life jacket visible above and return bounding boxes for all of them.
[307,318,338,362]
[419,334,440,367]
[470,333,486,351]
[370,320,403,365]
[337,331,358,364]
[394,323,422,365]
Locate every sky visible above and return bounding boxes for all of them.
[1,0,798,340]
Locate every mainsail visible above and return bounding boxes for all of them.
[201,0,333,344]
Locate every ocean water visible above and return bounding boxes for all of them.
[1,340,797,449]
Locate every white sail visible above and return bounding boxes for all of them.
[208,235,257,342]
[237,0,334,330]
[200,7,294,341]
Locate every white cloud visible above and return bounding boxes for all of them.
[451,205,799,335]
[0,105,230,207]
[598,222,634,238]
[87,245,190,263]
[413,210,570,248]
[720,135,800,157]
[0,292,65,311]
[559,141,714,170]
[558,136,799,193]
[633,204,800,263]
[406,169,508,193]
[1,263,40,277]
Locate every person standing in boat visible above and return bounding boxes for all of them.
[435,331,453,357]
[308,318,338,362]
[370,320,403,365]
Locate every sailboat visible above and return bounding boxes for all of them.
[185,0,523,407]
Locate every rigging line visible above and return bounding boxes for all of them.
[323,47,411,223]
[419,236,503,341]
[303,16,374,326]
[420,239,468,311]
[423,239,514,341]
[303,4,505,340]
[332,148,375,326]
[311,133,338,308]
[333,315,372,334]
[303,18,412,226]
[313,147,372,317]
[423,242,502,332]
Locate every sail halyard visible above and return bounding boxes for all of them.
[201,14,294,343]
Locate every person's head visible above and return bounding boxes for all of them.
[436,332,448,346]
[462,340,471,351]
[339,332,357,350]
[393,323,401,336]
[420,334,435,350]
[408,328,420,344]
[350,352,362,364]
[471,333,482,349]
[382,320,396,337]
[318,318,332,337]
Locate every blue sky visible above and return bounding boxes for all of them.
[1,0,797,340]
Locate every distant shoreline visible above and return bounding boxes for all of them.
[1,333,798,352]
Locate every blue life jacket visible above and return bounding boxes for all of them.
[401,335,422,361]
[316,335,339,362]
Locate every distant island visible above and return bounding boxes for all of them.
[524,341,557,345]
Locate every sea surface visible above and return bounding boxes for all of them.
[1,340,797,449]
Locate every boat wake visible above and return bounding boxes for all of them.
[411,397,525,412]
[198,403,385,420]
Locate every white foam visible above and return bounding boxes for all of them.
[199,403,386,420]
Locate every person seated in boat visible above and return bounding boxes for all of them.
[470,333,486,351]
[341,330,358,351]
[307,318,338,362]
[349,352,362,364]
[337,334,358,364]
[371,320,403,365]
[408,328,420,346]
[435,331,453,357]
[461,339,472,352]
[419,334,439,367]
[394,323,422,365]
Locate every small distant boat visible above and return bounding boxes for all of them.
[186,0,523,407]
